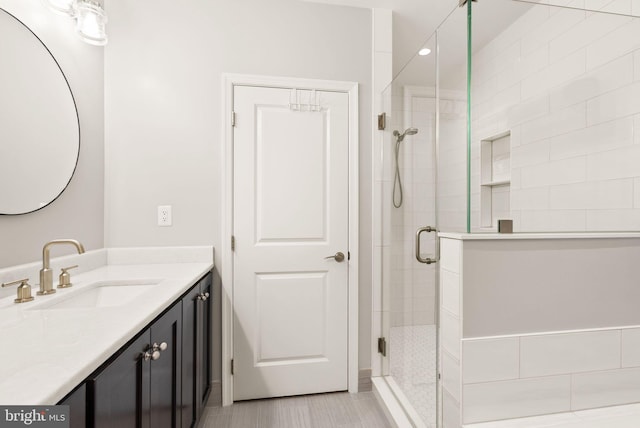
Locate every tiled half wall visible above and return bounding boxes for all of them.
[439,235,640,427]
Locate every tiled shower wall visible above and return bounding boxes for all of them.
[471,2,640,231]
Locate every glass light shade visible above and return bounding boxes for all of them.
[45,0,77,16]
[75,1,107,46]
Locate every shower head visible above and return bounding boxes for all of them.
[393,127,419,142]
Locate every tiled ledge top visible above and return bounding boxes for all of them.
[439,232,640,240]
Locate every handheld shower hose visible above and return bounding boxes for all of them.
[392,128,418,208]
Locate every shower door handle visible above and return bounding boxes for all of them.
[416,226,437,264]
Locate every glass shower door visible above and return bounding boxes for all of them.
[378,4,469,427]
[379,33,440,428]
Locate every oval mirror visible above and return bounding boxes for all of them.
[0,8,80,215]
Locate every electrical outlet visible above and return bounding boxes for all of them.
[158,205,172,226]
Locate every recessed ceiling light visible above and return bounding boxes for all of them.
[419,48,431,56]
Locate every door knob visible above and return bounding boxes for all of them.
[325,252,345,262]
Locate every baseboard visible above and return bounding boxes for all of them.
[206,380,222,407]
[359,368,372,392]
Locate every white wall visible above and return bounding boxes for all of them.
[0,1,104,268]
[104,0,373,371]
[471,1,640,232]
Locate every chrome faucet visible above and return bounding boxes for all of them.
[39,239,85,295]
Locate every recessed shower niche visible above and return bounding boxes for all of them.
[480,131,511,229]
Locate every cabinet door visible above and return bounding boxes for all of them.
[91,331,151,428]
[181,283,200,428]
[58,383,86,428]
[149,302,182,428]
[196,272,213,414]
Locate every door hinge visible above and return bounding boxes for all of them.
[377,337,387,357]
[377,112,386,130]
[231,111,236,127]
[231,235,235,251]
[231,359,234,375]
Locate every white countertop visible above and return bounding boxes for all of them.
[0,247,213,405]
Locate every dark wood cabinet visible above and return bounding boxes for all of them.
[90,329,149,428]
[90,302,182,428]
[59,383,86,428]
[181,272,212,428]
[58,271,212,428]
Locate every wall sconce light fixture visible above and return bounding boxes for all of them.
[44,0,108,46]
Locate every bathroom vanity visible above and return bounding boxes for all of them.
[0,247,214,427]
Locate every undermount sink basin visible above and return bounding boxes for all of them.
[29,279,161,310]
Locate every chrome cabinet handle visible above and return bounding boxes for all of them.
[197,292,210,301]
[142,349,160,361]
[416,226,437,264]
[142,342,167,361]
[153,342,168,352]
[324,252,345,263]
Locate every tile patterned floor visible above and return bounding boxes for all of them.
[199,391,392,428]
[389,324,437,427]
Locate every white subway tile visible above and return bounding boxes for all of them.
[550,53,633,111]
[549,179,633,210]
[586,144,640,180]
[586,209,640,231]
[372,9,392,53]
[586,18,640,71]
[507,95,549,128]
[440,238,461,274]
[635,114,640,145]
[488,84,521,119]
[520,331,621,378]
[635,178,640,208]
[442,350,461,402]
[520,209,586,231]
[587,81,640,126]
[443,389,461,428]
[511,187,549,210]
[549,11,630,63]
[572,367,640,410]
[441,269,460,317]
[463,376,571,424]
[441,309,460,360]
[522,50,586,102]
[520,7,582,56]
[588,0,633,15]
[635,50,640,81]
[549,116,634,160]
[521,103,586,146]
[519,44,549,83]
[463,338,519,384]
[521,156,586,188]
[373,52,393,95]
[622,328,640,368]
[511,140,550,169]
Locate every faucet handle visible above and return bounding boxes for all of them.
[2,278,35,303]
[58,265,78,288]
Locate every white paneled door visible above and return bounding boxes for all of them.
[232,85,350,401]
